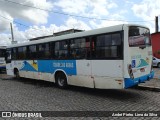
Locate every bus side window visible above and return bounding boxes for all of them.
[50,42,55,59]
[12,48,17,60]
[17,47,26,60]
[28,45,37,59]
[93,32,122,59]
[70,38,90,59]
[112,33,121,45]
[111,33,122,58]
[38,43,51,59]
[45,43,50,59]
[55,41,68,59]
[95,34,112,59]
[38,44,43,59]
[91,37,96,58]
[85,38,91,59]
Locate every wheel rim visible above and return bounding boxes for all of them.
[58,77,65,86]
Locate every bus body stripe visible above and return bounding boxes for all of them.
[20,60,77,75]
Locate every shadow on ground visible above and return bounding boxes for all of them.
[0,76,143,101]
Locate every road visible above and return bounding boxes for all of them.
[0,71,160,119]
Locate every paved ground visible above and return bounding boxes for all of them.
[0,69,160,119]
[138,68,160,90]
[153,68,160,80]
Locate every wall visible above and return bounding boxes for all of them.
[151,32,160,58]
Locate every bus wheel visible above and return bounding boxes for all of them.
[14,69,20,79]
[55,72,67,88]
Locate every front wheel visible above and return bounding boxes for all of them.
[55,72,67,89]
[158,63,160,68]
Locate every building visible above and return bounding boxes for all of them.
[151,16,160,58]
[29,29,84,41]
[151,32,160,58]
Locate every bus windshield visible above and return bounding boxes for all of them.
[0,49,6,57]
[128,26,151,47]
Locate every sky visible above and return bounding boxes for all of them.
[0,0,160,46]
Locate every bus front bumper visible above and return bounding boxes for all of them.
[124,71,154,89]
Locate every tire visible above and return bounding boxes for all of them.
[158,63,160,68]
[15,69,20,79]
[55,72,67,88]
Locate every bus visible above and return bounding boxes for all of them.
[0,46,6,72]
[6,24,154,89]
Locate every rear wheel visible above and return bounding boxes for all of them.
[158,63,160,68]
[55,72,67,88]
[14,69,20,79]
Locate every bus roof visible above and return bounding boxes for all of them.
[6,24,148,48]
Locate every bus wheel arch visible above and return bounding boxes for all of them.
[54,70,68,88]
[14,68,20,79]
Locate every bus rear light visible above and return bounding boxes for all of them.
[128,64,134,79]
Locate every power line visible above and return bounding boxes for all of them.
[0,14,50,32]
[1,0,155,22]
[0,14,29,28]
[0,14,54,42]
[0,14,30,28]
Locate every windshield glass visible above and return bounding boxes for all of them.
[0,49,6,57]
[129,26,151,47]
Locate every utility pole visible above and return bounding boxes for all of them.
[10,23,17,44]
[155,16,159,33]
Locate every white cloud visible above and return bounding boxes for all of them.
[0,0,53,32]
[24,17,90,39]
[54,0,88,15]
[2,0,158,46]
[132,0,160,20]
[90,20,128,29]
[0,11,13,31]
[0,0,129,46]
[54,0,117,17]
[0,17,91,46]
[132,0,160,33]
[65,17,91,30]
[0,33,11,46]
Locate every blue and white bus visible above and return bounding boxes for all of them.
[6,24,154,89]
[0,46,6,72]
